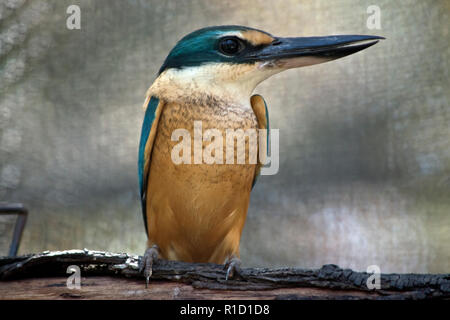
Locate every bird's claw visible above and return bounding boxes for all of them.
[224,256,242,280]
[139,245,159,288]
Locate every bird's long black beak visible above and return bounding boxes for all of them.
[245,34,384,67]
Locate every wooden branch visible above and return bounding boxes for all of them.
[0,250,449,300]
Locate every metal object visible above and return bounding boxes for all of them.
[0,203,28,257]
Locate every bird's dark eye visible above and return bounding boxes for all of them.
[219,37,244,55]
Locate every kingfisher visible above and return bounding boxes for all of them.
[138,25,383,285]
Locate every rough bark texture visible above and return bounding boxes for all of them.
[0,250,449,300]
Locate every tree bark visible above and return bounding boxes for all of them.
[0,250,448,300]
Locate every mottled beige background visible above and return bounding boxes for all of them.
[0,0,449,273]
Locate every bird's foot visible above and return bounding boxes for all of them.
[224,256,243,280]
[139,244,159,288]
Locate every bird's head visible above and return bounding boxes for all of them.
[148,25,383,104]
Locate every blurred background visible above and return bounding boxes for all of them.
[0,0,449,273]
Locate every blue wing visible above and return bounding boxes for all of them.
[138,96,163,235]
[250,94,269,188]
